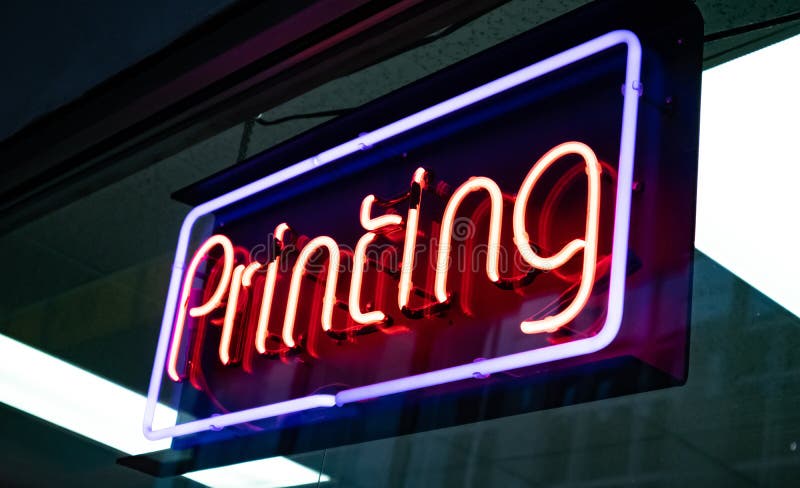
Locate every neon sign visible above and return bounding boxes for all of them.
[166,140,604,381]
[143,21,698,444]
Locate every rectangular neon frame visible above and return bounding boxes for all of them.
[144,30,642,440]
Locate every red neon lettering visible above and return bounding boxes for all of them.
[254,223,290,354]
[398,168,427,312]
[513,141,602,333]
[282,236,341,349]
[435,177,504,304]
[167,142,604,380]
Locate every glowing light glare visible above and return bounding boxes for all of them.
[398,168,427,310]
[412,168,427,186]
[220,264,246,365]
[188,238,236,318]
[397,208,419,310]
[349,232,387,324]
[435,177,504,303]
[360,195,403,230]
[146,29,641,440]
[282,236,341,348]
[514,142,602,334]
[0,334,176,455]
[183,456,330,488]
[167,234,234,382]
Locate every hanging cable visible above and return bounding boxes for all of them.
[254,108,356,127]
[247,12,800,132]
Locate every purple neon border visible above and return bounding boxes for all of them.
[144,29,642,440]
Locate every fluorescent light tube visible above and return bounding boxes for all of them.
[183,457,330,488]
[0,333,175,455]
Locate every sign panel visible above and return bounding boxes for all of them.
[144,0,701,450]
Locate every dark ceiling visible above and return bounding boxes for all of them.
[0,0,235,142]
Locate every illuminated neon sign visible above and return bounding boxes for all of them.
[144,22,697,443]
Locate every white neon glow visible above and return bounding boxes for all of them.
[147,29,641,439]
[360,195,403,230]
[435,177,504,303]
[168,234,234,381]
[184,456,330,488]
[696,33,800,319]
[398,168,427,310]
[514,143,588,270]
[349,232,387,325]
[0,334,175,455]
[282,236,341,348]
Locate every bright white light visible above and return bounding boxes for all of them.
[183,457,330,488]
[0,333,330,487]
[697,33,800,319]
[0,333,176,455]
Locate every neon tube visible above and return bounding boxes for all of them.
[167,234,234,382]
[241,262,263,288]
[398,168,427,310]
[282,236,341,348]
[513,141,601,334]
[351,196,401,324]
[349,232,387,325]
[219,264,246,365]
[434,177,504,303]
[360,195,403,230]
[255,223,290,354]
